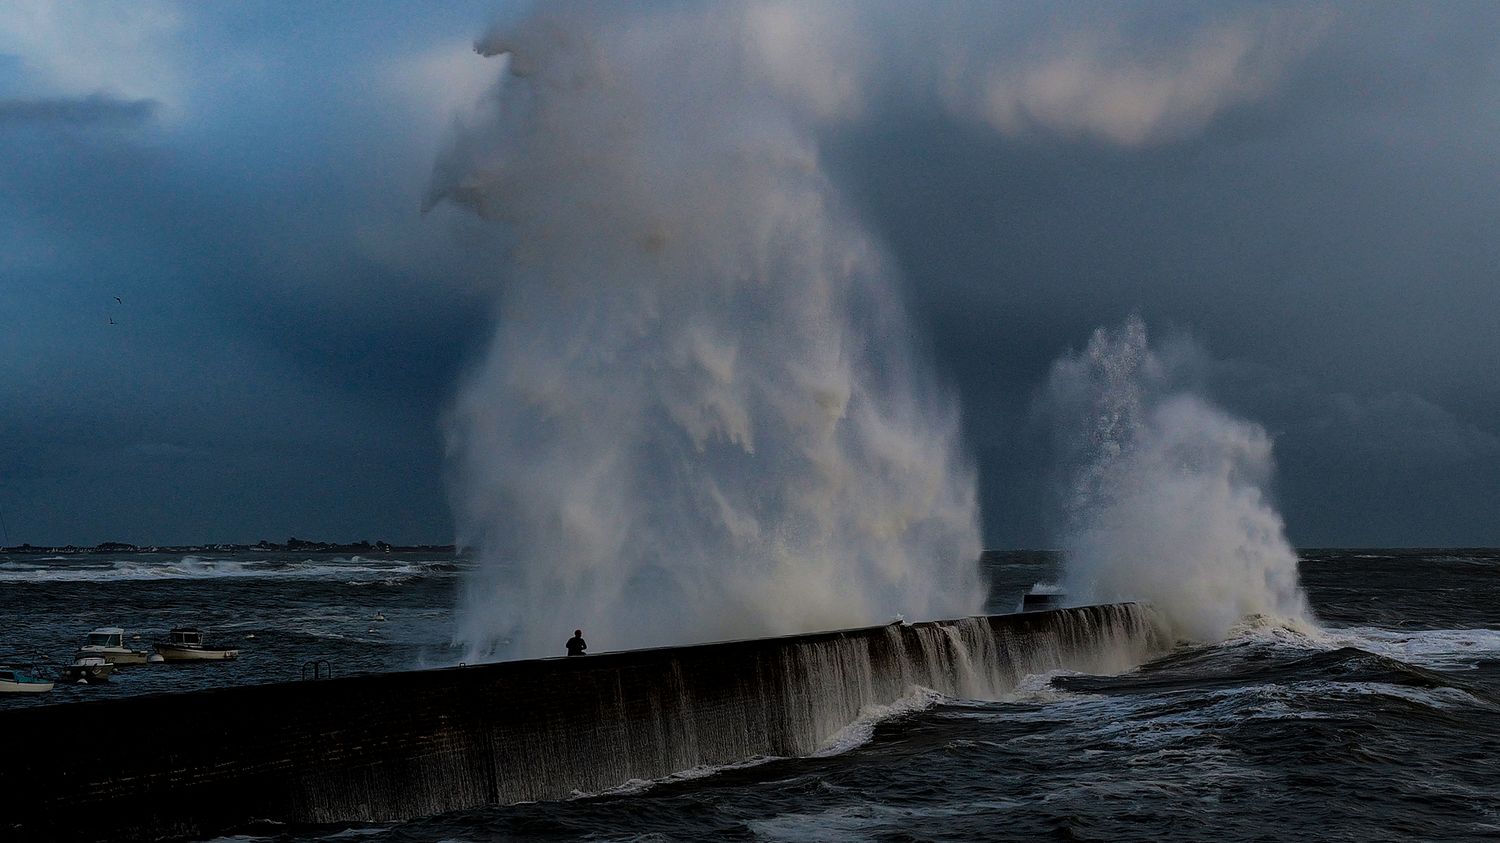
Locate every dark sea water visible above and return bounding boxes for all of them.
[3,549,1499,841]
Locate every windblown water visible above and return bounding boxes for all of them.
[1047,317,1315,641]
[432,2,981,660]
[3,548,1498,840]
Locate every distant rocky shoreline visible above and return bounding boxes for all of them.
[0,538,456,555]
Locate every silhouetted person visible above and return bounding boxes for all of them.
[566,630,587,656]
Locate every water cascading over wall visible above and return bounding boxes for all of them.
[1,605,1166,842]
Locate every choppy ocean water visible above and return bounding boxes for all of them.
[2,549,1498,841]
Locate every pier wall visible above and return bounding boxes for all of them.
[0,604,1166,842]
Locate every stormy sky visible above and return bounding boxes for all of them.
[2,1,1497,548]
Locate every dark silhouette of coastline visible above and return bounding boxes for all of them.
[0,538,456,555]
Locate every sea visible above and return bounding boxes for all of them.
[2,548,1498,841]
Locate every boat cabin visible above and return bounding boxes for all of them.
[0,665,53,693]
[86,628,126,648]
[168,628,204,647]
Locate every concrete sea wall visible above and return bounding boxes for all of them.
[0,604,1166,842]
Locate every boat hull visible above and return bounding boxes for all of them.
[61,663,113,684]
[0,679,53,694]
[77,646,150,665]
[156,645,238,661]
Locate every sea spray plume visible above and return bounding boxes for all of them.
[429,4,982,659]
[1046,316,1314,641]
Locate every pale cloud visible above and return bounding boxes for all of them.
[447,2,1331,155]
[718,2,1332,145]
[0,0,185,112]
[942,8,1331,146]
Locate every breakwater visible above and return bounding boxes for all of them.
[0,604,1166,842]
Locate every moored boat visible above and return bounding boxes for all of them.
[59,655,113,684]
[0,666,54,694]
[155,628,239,661]
[76,627,150,665]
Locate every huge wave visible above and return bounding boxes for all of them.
[431,4,982,659]
[1045,317,1315,642]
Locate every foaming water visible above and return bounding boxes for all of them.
[51,549,1495,843]
[810,686,948,759]
[1045,317,1314,641]
[1327,626,1500,671]
[0,555,460,584]
[431,4,981,659]
[0,550,465,706]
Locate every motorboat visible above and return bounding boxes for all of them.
[0,666,54,694]
[59,656,113,684]
[77,627,150,665]
[155,628,239,662]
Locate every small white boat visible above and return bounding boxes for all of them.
[60,656,113,684]
[77,627,150,665]
[155,628,239,662]
[0,666,54,694]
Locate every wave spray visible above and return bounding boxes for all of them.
[1046,316,1314,641]
[429,5,981,659]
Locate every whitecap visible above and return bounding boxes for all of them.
[811,686,947,758]
[1325,626,1500,671]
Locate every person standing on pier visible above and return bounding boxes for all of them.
[566,630,587,656]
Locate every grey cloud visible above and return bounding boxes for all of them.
[732,2,1336,146]
[0,92,159,126]
[1304,392,1500,464]
[6,1,1500,550]
[939,6,1330,146]
[226,3,1500,549]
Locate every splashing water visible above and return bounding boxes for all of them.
[1046,316,1314,642]
[429,5,981,659]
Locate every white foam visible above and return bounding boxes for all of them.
[1047,318,1315,643]
[0,556,460,584]
[965,662,1480,770]
[1294,680,1488,710]
[1202,618,1500,677]
[441,3,984,660]
[1326,626,1500,671]
[1002,668,1086,704]
[1213,614,1331,651]
[811,686,947,758]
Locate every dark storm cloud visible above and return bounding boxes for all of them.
[0,93,158,126]
[3,1,1497,548]
[0,3,505,546]
[805,1,1500,547]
